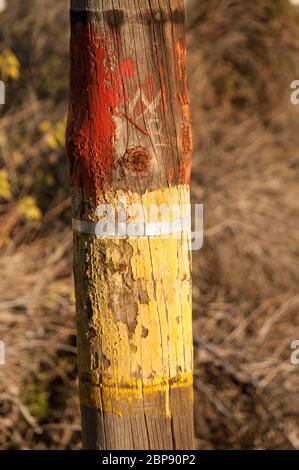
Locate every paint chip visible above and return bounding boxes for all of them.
[142,327,149,338]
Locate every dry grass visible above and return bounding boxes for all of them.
[188,0,299,449]
[0,0,299,449]
[0,231,81,449]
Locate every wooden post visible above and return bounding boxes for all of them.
[66,0,194,450]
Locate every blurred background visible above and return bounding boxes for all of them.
[0,0,299,450]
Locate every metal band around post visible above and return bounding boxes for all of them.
[72,215,191,239]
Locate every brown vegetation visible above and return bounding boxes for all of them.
[0,0,299,449]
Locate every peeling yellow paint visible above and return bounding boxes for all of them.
[74,185,193,416]
[79,371,193,416]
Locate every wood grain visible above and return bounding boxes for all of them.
[67,0,194,450]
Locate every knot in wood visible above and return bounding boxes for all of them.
[122,147,152,174]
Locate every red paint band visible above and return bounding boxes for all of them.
[67,22,136,200]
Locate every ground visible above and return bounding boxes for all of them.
[0,0,299,449]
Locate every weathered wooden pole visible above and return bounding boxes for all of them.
[66,0,194,450]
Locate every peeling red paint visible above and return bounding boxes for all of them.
[180,124,193,184]
[176,40,189,116]
[181,124,192,154]
[66,22,191,198]
[176,40,185,82]
[176,40,193,184]
[66,23,136,200]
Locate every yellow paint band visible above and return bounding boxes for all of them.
[75,185,193,416]
[80,370,193,392]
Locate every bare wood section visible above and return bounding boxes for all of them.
[81,385,194,450]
